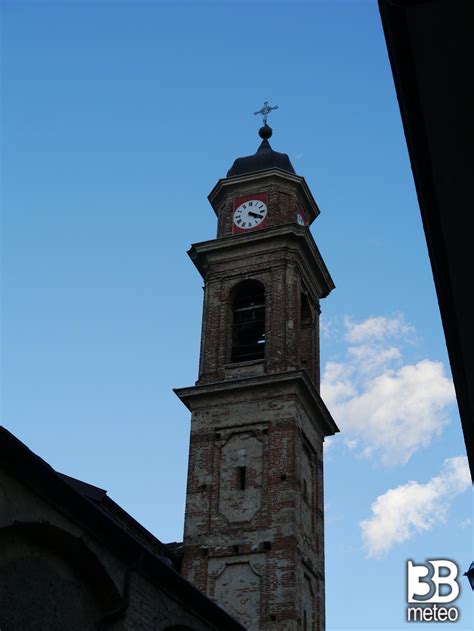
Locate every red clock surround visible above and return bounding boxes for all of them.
[232,192,269,234]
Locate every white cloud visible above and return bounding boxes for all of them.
[347,344,401,375]
[321,314,455,466]
[320,315,336,339]
[345,438,359,451]
[344,314,415,344]
[321,360,355,402]
[330,360,454,466]
[360,456,471,558]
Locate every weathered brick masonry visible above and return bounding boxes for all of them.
[175,130,339,631]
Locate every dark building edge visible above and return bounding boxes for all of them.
[378,0,474,481]
[0,426,246,630]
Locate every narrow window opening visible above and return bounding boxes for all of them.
[238,466,247,490]
[303,478,309,502]
[301,292,312,323]
[231,280,265,362]
[303,609,308,630]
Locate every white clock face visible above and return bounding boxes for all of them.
[233,200,268,230]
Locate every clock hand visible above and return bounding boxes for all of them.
[248,211,264,219]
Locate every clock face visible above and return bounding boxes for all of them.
[233,200,268,230]
[296,212,306,226]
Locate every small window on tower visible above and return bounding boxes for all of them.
[238,448,247,490]
[301,292,312,323]
[238,466,247,490]
[231,280,265,362]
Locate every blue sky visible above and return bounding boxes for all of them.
[2,2,472,630]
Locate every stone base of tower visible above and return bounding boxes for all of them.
[175,370,337,631]
[183,543,324,631]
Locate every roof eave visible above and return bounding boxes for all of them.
[208,169,320,224]
[187,224,335,298]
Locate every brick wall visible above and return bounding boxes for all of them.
[180,168,336,630]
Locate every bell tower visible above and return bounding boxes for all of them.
[175,112,338,631]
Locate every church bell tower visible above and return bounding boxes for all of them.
[175,108,338,631]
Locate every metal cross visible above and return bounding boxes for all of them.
[253,101,279,126]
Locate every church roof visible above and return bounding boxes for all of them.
[226,124,295,177]
[0,426,246,631]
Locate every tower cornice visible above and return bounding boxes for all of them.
[187,224,335,298]
[174,369,339,438]
[208,169,320,224]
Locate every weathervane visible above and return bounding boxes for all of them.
[253,101,279,126]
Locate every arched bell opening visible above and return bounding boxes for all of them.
[231,280,265,363]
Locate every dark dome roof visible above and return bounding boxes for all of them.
[226,125,295,177]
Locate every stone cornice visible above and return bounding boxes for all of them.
[208,169,320,224]
[187,224,335,298]
[174,369,339,438]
